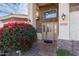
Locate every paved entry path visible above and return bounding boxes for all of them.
[22,40,57,56]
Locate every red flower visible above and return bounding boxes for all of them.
[0,31,3,34]
[0,42,2,46]
[13,41,16,44]
[25,23,32,27]
[0,36,2,40]
[8,25,13,29]
[0,27,3,34]
[0,27,3,31]
[13,46,16,48]
[7,44,11,47]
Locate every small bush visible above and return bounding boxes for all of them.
[56,49,73,56]
[0,21,37,51]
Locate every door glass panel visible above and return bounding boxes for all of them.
[43,24,45,32]
[51,24,54,32]
[54,24,57,33]
[47,24,50,32]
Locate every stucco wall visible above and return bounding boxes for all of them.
[70,11,79,41]
[58,3,70,40]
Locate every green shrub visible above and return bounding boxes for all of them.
[0,21,37,51]
[56,49,73,56]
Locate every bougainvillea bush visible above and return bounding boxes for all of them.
[0,21,37,51]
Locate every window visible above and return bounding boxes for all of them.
[44,10,57,19]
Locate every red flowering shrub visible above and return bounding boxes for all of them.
[0,21,37,51]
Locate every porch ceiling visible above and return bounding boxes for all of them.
[36,3,48,7]
[36,3,57,7]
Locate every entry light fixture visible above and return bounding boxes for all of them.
[61,13,66,20]
[36,11,39,18]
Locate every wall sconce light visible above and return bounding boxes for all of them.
[61,13,66,20]
[36,11,39,18]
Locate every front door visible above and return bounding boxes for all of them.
[42,22,58,40]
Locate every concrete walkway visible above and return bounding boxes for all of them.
[22,40,57,56]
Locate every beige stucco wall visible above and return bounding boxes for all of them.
[58,3,70,40]
[28,3,37,28]
[58,3,79,41]
[70,11,79,41]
